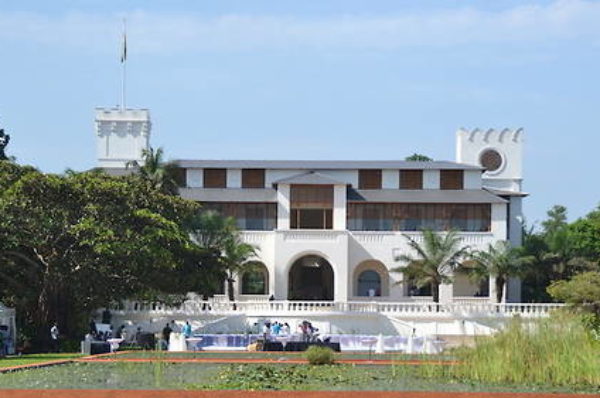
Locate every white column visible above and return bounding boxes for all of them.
[423,170,440,189]
[277,184,291,230]
[491,203,508,240]
[186,169,203,188]
[382,170,399,189]
[333,184,347,230]
[227,169,242,188]
[439,283,453,304]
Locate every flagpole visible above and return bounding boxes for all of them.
[121,18,127,111]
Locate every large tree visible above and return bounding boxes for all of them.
[461,241,533,303]
[0,162,209,348]
[391,229,469,303]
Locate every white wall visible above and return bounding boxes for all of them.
[382,169,399,189]
[186,169,203,188]
[423,170,440,189]
[464,170,482,189]
[227,169,242,188]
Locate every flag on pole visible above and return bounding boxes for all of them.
[120,30,127,63]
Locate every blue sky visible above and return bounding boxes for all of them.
[1,0,599,225]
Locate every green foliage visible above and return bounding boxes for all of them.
[405,153,432,161]
[0,162,218,348]
[303,345,335,365]
[125,147,180,195]
[547,271,600,316]
[569,205,600,261]
[391,229,469,303]
[461,241,534,303]
[452,313,600,387]
[191,363,375,390]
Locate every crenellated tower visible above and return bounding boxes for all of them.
[95,107,151,168]
[456,128,523,193]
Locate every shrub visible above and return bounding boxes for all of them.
[303,345,335,365]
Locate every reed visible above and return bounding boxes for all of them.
[451,312,600,387]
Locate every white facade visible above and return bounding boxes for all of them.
[96,112,526,305]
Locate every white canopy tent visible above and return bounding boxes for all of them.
[0,302,16,355]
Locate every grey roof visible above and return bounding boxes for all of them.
[484,187,529,197]
[174,159,483,171]
[347,189,507,204]
[273,172,346,185]
[178,188,277,202]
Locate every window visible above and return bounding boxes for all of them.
[400,170,423,190]
[357,270,381,297]
[201,202,277,230]
[358,169,382,189]
[347,203,491,232]
[440,170,464,190]
[242,169,265,188]
[242,266,268,295]
[290,185,334,229]
[203,168,226,188]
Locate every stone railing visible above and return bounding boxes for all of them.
[111,300,564,318]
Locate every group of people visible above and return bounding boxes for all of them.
[160,320,192,350]
[261,320,319,342]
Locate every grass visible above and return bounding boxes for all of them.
[448,312,600,387]
[0,353,83,369]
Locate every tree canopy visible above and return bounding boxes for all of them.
[0,162,220,347]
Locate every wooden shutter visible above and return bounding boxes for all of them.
[400,170,423,190]
[440,170,464,190]
[358,169,382,189]
[290,185,334,208]
[203,168,226,188]
[242,169,265,188]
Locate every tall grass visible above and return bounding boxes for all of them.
[452,312,600,387]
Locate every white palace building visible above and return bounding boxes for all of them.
[95,107,560,339]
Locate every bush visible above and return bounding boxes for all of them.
[303,345,335,365]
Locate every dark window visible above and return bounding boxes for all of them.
[480,149,503,172]
[200,202,277,230]
[347,203,491,232]
[291,209,333,229]
[440,170,464,190]
[242,169,265,188]
[357,270,381,297]
[358,169,382,189]
[172,167,187,188]
[242,266,268,295]
[400,170,423,190]
[290,185,334,229]
[203,168,226,188]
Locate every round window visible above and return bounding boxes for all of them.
[479,149,503,172]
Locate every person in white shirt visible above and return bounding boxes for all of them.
[50,323,59,352]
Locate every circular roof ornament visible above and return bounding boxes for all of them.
[479,149,503,172]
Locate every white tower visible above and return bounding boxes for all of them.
[95,107,151,168]
[455,128,523,193]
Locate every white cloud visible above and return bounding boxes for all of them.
[1,0,599,54]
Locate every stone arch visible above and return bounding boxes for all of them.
[352,260,390,297]
[288,254,334,301]
[241,263,269,295]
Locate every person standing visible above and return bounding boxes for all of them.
[182,321,192,339]
[162,323,173,350]
[50,323,60,352]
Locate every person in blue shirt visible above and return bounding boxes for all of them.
[182,321,192,338]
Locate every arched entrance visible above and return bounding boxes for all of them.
[288,255,334,301]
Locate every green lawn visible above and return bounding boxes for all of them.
[0,361,598,393]
[108,350,455,362]
[0,353,83,369]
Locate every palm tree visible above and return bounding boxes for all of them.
[391,229,469,303]
[190,210,237,250]
[461,241,534,303]
[126,147,179,195]
[221,235,261,303]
